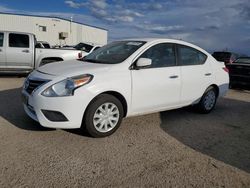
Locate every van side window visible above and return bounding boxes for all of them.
[0,33,3,47]
[178,45,207,66]
[9,33,29,48]
[139,43,176,68]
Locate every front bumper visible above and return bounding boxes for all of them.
[22,86,94,129]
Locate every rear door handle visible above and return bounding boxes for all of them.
[22,49,30,53]
[205,73,212,76]
[0,49,2,52]
[169,75,179,79]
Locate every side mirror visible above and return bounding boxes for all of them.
[136,58,152,68]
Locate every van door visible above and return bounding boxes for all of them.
[0,32,6,68]
[5,33,34,70]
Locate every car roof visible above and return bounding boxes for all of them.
[120,38,209,55]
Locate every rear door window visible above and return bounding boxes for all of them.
[0,33,4,47]
[178,45,207,66]
[9,33,29,48]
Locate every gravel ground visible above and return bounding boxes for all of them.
[0,77,249,187]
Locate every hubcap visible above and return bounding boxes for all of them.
[93,103,120,133]
[204,90,216,110]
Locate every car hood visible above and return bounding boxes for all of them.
[37,60,113,77]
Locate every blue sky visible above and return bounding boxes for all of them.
[0,0,249,55]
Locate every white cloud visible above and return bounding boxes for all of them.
[117,16,134,22]
[92,0,107,9]
[0,5,14,12]
[65,1,86,8]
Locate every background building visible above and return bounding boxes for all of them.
[0,12,108,46]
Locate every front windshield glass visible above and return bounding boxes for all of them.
[83,41,146,64]
[74,43,93,52]
[235,58,250,64]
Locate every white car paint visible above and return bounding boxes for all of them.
[22,38,229,130]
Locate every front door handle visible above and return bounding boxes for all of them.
[0,49,2,52]
[169,75,179,79]
[205,73,212,76]
[22,49,30,53]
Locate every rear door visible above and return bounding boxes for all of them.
[0,32,6,68]
[6,33,34,70]
[177,44,212,105]
[131,43,181,114]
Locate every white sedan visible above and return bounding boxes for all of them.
[22,39,229,137]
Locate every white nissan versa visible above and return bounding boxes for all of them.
[22,39,229,137]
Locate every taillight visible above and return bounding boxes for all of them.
[78,52,82,59]
[223,67,229,73]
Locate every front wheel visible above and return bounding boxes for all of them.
[195,87,218,114]
[83,94,124,138]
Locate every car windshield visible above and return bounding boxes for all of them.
[82,41,146,64]
[235,58,250,64]
[74,43,94,52]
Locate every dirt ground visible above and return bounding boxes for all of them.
[0,77,249,187]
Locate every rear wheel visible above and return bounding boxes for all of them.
[195,86,218,114]
[83,94,124,137]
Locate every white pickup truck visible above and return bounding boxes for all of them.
[0,31,85,74]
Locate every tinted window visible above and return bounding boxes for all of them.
[74,43,93,52]
[9,34,29,48]
[43,43,50,48]
[212,52,231,61]
[35,43,43,48]
[0,33,3,47]
[84,41,146,64]
[139,43,176,68]
[178,45,207,65]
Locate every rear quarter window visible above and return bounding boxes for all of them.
[178,45,207,66]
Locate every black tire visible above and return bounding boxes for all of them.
[83,94,124,138]
[195,86,218,114]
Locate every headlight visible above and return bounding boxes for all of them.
[42,74,93,97]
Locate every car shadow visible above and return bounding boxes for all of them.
[0,87,54,131]
[64,128,91,137]
[160,97,250,173]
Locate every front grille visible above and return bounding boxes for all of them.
[26,79,48,94]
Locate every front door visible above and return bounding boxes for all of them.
[131,43,181,114]
[6,33,33,70]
